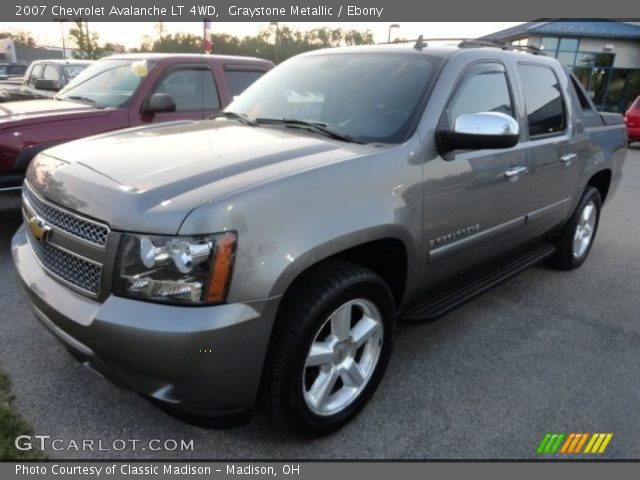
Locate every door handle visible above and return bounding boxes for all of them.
[504,166,529,181]
[560,153,577,163]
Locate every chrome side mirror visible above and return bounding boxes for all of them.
[437,111,520,152]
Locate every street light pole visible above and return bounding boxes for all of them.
[55,19,67,59]
[388,24,400,43]
[270,21,279,64]
[84,20,92,58]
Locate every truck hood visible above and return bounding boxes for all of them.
[0,99,106,127]
[26,120,375,234]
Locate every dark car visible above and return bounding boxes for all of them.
[0,59,92,102]
[0,63,28,80]
[624,96,640,146]
[0,53,273,218]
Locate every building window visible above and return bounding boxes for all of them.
[540,37,559,52]
[558,38,579,51]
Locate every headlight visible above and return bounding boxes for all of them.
[114,232,237,304]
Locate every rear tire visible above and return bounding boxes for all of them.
[263,260,395,436]
[551,186,602,270]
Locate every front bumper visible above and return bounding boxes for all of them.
[12,225,281,415]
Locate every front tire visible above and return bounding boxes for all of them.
[551,186,602,270]
[263,260,395,436]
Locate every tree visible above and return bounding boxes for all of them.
[0,30,36,47]
[137,26,375,64]
[68,20,103,59]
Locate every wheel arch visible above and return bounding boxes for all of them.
[587,168,612,204]
[270,226,415,308]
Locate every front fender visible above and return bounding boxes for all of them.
[178,144,423,303]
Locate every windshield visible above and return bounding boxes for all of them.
[56,59,155,108]
[226,52,441,143]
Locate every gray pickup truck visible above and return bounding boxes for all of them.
[11,40,627,436]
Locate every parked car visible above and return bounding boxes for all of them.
[0,53,273,218]
[0,59,92,102]
[0,63,28,81]
[12,42,627,435]
[624,95,640,145]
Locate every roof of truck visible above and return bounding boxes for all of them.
[104,53,273,64]
[301,39,556,62]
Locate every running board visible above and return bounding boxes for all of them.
[400,242,556,322]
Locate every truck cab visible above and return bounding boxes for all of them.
[0,53,273,218]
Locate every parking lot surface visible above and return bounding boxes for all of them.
[0,149,639,459]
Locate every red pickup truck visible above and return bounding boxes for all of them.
[0,53,273,217]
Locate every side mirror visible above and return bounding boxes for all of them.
[436,112,520,152]
[34,79,60,91]
[142,93,176,114]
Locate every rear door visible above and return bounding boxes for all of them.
[223,65,268,98]
[422,61,531,286]
[514,62,582,237]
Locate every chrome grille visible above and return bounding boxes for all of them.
[24,184,110,248]
[28,232,103,296]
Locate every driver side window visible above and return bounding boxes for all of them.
[28,64,43,87]
[446,64,514,128]
[153,68,220,112]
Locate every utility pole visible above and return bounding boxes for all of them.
[388,24,400,43]
[270,22,279,63]
[84,20,92,58]
[54,18,67,59]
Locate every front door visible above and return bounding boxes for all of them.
[134,65,222,125]
[422,62,531,288]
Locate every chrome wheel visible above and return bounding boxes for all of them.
[572,200,597,259]
[302,299,384,416]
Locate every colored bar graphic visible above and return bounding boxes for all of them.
[537,433,566,454]
[537,433,551,454]
[538,432,613,455]
[575,433,589,453]
[560,434,575,453]
[584,433,614,454]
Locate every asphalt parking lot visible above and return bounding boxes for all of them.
[0,148,639,460]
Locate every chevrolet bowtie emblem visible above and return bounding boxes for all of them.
[28,213,52,242]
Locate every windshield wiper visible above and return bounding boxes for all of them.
[255,118,360,143]
[64,95,97,106]
[210,111,257,126]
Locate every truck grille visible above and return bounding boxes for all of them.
[28,234,103,296]
[22,182,109,298]
[23,183,109,248]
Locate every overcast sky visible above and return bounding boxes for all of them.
[0,22,522,48]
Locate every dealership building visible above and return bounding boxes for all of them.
[484,20,640,113]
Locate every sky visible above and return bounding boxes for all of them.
[0,22,522,49]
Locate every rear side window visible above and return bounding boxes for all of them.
[569,74,592,111]
[224,69,265,97]
[43,65,59,83]
[518,64,566,137]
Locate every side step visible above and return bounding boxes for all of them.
[400,242,556,322]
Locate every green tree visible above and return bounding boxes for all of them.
[138,26,375,64]
[147,32,202,53]
[68,20,103,59]
[0,30,36,47]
